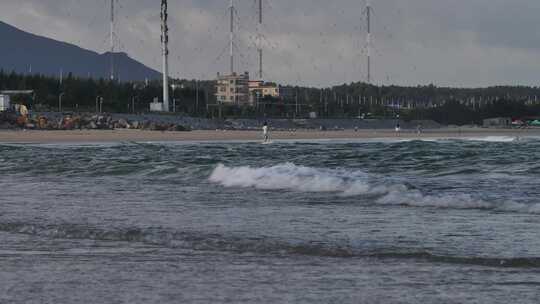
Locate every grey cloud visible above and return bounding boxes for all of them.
[1,0,539,87]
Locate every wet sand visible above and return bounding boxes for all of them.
[0,128,537,143]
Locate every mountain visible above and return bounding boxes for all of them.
[0,21,161,82]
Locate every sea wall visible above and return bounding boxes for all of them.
[0,111,441,131]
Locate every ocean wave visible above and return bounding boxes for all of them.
[209,163,371,194]
[465,136,518,143]
[464,135,540,143]
[1,221,539,268]
[209,163,540,213]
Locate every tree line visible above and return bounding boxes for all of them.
[1,70,540,125]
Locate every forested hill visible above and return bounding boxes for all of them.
[0,21,160,82]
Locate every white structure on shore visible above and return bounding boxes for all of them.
[0,95,10,112]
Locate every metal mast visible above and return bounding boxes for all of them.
[230,0,235,74]
[161,0,170,112]
[110,0,115,81]
[257,0,263,80]
[366,0,372,84]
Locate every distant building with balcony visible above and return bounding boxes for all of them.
[248,80,280,104]
[215,72,250,105]
[0,94,10,112]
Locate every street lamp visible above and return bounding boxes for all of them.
[295,89,299,118]
[96,96,102,113]
[131,96,139,114]
[171,84,178,113]
[196,80,199,115]
[59,92,65,112]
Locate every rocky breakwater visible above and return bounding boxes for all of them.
[0,111,191,132]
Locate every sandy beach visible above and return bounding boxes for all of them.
[0,128,537,143]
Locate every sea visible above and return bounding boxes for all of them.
[1,136,540,303]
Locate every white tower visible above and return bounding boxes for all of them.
[161,0,170,112]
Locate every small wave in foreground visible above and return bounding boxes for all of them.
[1,222,539,268]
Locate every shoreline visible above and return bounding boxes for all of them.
[0,128,537,144]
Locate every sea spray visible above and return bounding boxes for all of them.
[211,163,355,192]
[209,163,372,193]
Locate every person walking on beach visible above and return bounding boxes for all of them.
[262,121,269,143]
[17,103,29,128]
[395,123,401,136]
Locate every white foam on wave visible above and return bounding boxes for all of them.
[465,136,517,143]
[209,163,540,214]
[209,163,371,194]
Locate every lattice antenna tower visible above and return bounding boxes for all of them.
[229,0,235,74]
[110,0,115,80]
[257,0,263,80]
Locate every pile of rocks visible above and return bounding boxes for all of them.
[0,110,443,131]
[0,112,191,132]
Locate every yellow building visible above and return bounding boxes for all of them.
[249,80,280,104]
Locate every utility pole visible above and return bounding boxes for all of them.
[59,93,65,112]
[295,89,299,117]
[196,80,199,115]
[110,0,115,81]
[319,89,323,117]
[161,0,170,112]
[205,90,209,116]
[171,84,177,112]
[96,96,101,113]
[366,0,372,84]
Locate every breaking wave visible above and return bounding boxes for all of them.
[209,163,540,213]
[209,163,371,194]
[465,136,518,143]
[1,221,539,268]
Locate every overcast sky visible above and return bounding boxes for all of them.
[1,0,540,87]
